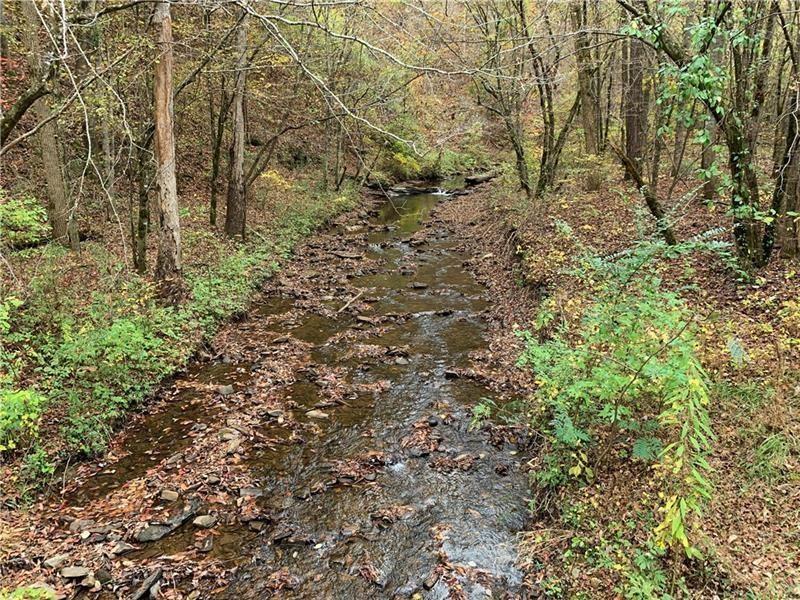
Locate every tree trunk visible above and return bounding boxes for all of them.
[701,119,717,202]
[152,1,182,288]
[623,38,646,176]
[225,10,248,240]
[571,0,600,155]
[21,0,80,250]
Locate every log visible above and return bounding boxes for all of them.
[464,171,497,186]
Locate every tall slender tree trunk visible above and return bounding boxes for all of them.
[21,0,80,250]
[571,0,600,155]
[623,38,646,176]
[225,10,248,240]
[152,1,182,288]
[701,120,717,202]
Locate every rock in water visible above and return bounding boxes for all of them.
[135,524,172,543]
[192,515,217,528]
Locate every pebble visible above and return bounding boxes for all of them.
[239,487,263,498]
[306,409,329,419]
[218,384,235,396]
[68,518,94,533]
[96,568,113,584]
[60,566,90,579]
[110,541,136,555]
[427,416,439,426]
[206,474,221,485]
[44,554,69,569]
[160,489,179,502]
[192,515,217,528]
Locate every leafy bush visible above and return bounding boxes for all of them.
[0,389,46,453]
[0,587,56,600]
[0,191,49,248]
[518,242,714,557]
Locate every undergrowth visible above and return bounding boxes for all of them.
[473,231,742,597]
[0,186,357,495]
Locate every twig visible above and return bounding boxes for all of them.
[338,290,363,313]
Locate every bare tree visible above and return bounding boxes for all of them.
[152,0,182,291]
[225,8,249,239]
[20,0,80,250]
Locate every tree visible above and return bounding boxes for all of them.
[468,0,533,198]
[571,0,601,155]
[617,0,786,268]
[152,0,182,290]
[20,0,80,250]
[225,8,249,239]
[622,37,647,174]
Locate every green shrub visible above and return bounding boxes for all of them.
[0,587,56,600]
[0,191,49,248]
[518,242,714,557]
[0,388,46,453]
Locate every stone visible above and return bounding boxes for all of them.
[394,357,410,365]
[239,487,263,498]
[196,536,214,553]
[192,515,217,529]
[218,384,235,396]
[206,474,221,485]
[110,541,135,555]
[248,520,266,532]
[306,409,329,419]
[267,409,284,418]
[363,472,377,482]
[427,416,439,427]
[60,566,90,579]
[44,554,69,569]
[160,489,179,502]
[135,524,171,543]
[96,568,113,585]
[423,571,440,590]
[68,518,94,533]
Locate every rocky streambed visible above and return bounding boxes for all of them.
[2,188,533,599]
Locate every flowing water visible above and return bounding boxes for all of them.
[65,191,529,598]
[226,193,528,598]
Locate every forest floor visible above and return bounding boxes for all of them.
[2,172,798,599]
